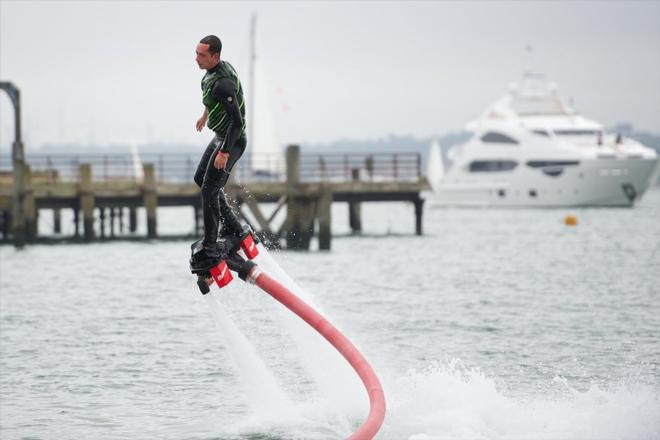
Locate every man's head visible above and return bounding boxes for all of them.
[196,35,222,70]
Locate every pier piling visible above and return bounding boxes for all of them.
[73,208,80,238]
[118,208,124,234]
[23,164,37,242]
[79,164,95,241]
[110,208,117,238]
[317,187,332,250]
[99,208,106,239]
[1,82,26,248]
[1,211,10,238]
[143,164,157,238]
[414,198,424,236]
[129,207,137,233]
[53,208,61,234]
[349,168,362,234]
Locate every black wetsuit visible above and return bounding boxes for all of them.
[194,61,247,248]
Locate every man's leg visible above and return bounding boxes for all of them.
[194,138,216,188]
[200,138,225,246]
[216,137,247,238]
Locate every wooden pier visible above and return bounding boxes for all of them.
[1,81,428,250]
[0,145,429,250]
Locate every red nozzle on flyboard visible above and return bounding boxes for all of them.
[204,232,260,289]
[209,260,233,287]
[240,233,259,259]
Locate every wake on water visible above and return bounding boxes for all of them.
[388,361,659,440]
[199,244,660,440]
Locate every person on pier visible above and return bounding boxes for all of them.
[192,35,247,261]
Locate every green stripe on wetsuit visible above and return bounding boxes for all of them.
[200,61,247,138]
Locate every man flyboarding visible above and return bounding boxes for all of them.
[187,37,386,437]
[190,35,248,273]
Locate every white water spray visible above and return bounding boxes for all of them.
[252,247,367,427]
[203,293,295,419]
[199,244,369,437]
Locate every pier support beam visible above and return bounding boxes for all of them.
[1,211,10,239]
[99,208,106,239]
[110,208,117,238]
[317,187,332,250]
[284,144,315,250]
[129,207,137,233]
[118,207,124,234]
[53,209,61,234]
[287,197,316,250]
[1,82,26,248]
[284,144,315,249]
[414,198,424,236]
[73,207,80,238]
[11,157,26,247]
[23,164,37,242]
[349,168,362,234]
[80,164,95,241]
[348,168,362,234]
[241,191,280,248]
[12,153,26,248]
[286,145,300,188]
[143,164,157,238]
[349,200,362,234]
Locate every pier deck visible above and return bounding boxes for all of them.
[0,146,429,249]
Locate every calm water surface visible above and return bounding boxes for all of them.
[1,189,659,439]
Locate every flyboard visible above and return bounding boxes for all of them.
[189,228,386,440]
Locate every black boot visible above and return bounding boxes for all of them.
[190,239,222,272]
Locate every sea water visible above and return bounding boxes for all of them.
[1,189,659,439]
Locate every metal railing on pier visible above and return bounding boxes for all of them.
[0,152,421,184]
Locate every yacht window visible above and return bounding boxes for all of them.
[469,160,518,172]
[527,160,579,168]
[481,132,519,144]
[532,130,549,137]
[554,129,599,136]
[542,168,564,177]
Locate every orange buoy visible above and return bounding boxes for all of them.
[564,214,578,226]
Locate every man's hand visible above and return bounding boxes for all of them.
[196,115,207,132]
[214,152,229,170]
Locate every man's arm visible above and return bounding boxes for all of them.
[211,78,243,152]
[196,108,208,132]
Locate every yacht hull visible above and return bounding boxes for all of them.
[431,158,658,207]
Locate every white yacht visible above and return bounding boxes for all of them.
[431,73,658,207]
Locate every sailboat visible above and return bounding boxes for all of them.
[246,13,284,180]
[426,139,444,192]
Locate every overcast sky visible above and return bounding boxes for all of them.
[1,0,659,151]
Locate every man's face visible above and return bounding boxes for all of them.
[196,43,219,70]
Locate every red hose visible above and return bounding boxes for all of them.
[253,271,386,439]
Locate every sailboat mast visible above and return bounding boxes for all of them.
[248,12,256,171]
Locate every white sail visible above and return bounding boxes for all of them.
[130,143,144,182]
[247,13,283,177]
[426,139,444,192]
